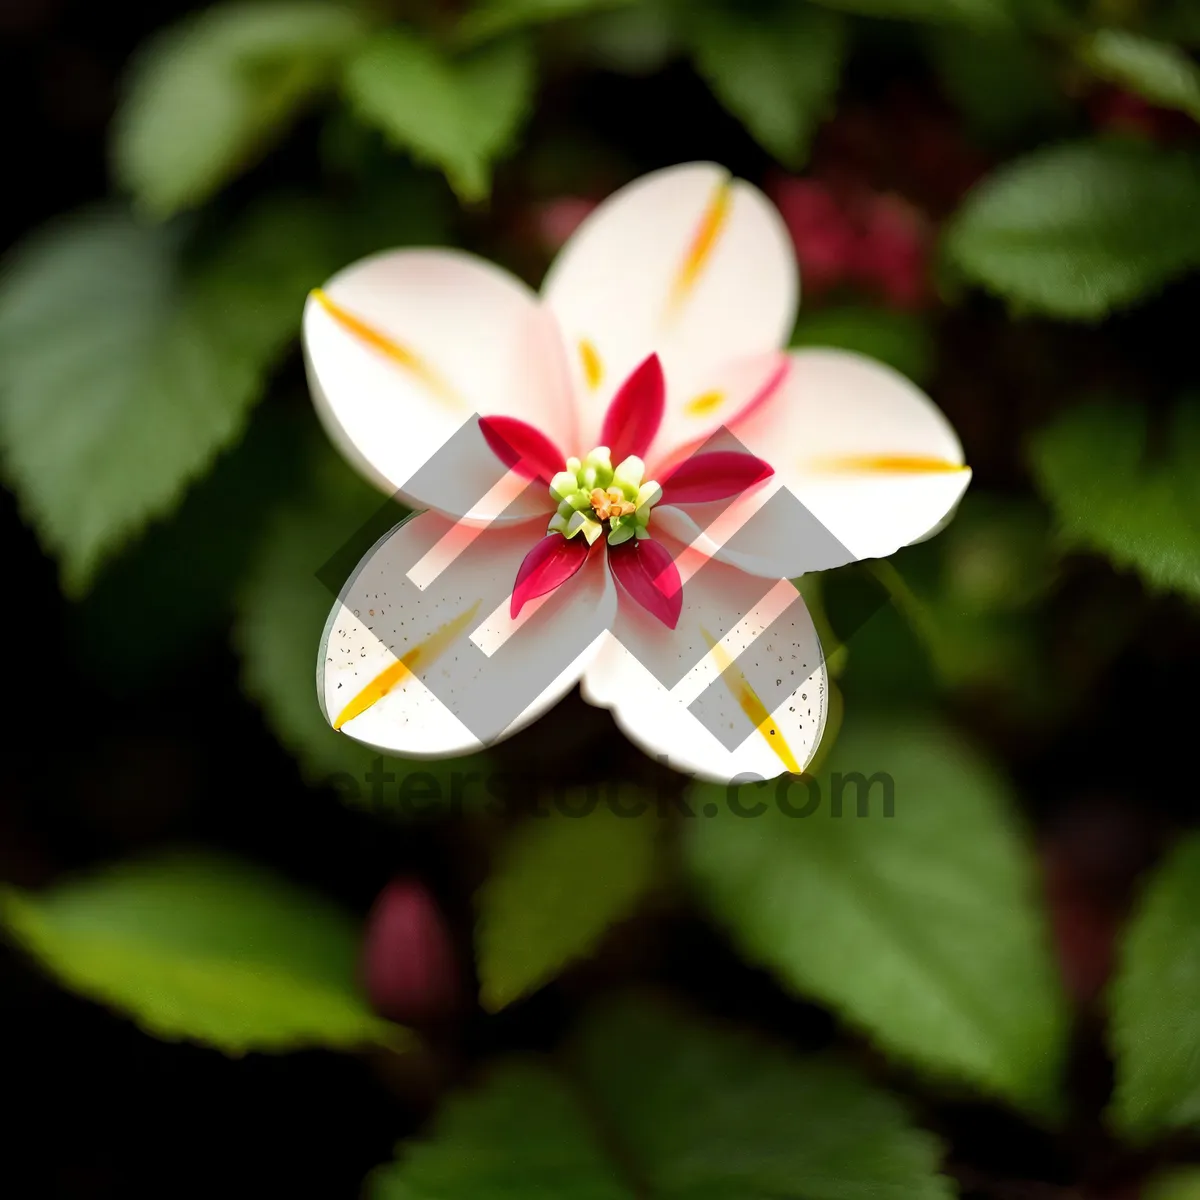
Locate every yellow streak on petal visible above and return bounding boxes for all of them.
[578,338,604,390]
[332,601,482,731]
[667,179,733,317]
[310,288,463,410]
[701,628,803,776]
[809,454,969,475]
[685,389,725,417]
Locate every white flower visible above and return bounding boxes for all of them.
[302,163,970,783]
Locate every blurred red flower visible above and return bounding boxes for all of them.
[769,177,932,310]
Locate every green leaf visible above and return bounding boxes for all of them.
[476,797,659,1010]
[689,4,846,168]
[113,1,367,217]
[1109,834,1200,1141]
[0,199,342,595]
[791,305,934,385]
[575,998,954,1199]
[369,995,953,1199]
[1078,29,1200,122]
[69,401,306,689]
[1029,397,1200,599]
[567,0,681,75]
[805,0,1016,29]
[457,0,638,46]
[344,30,535,202]
[1145,1168,1200,1200]
[685,717,1068,1116]
[0,852,403,1054]
[370,1060,629,1199]
[926,29,1068,144]
[943,138,1200,319]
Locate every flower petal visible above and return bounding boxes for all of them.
[658,349,971,577]
[319,511,614,757]
[650,352,791,477]
[584,537,827,783]
[599,353,666,463]
[659,450,774,505]
[608,537,683,629]
[511,534,590,618]
[479,416,567,483]
[543,163,798,455]
[304,249,574,512]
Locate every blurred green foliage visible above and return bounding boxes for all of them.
[689,4,846,167]
[475,791,660,1011]
[114,1,369,216]
[1109,834,1200,1141]
[344,30,535,201]
[0,852,403,1053]
[370,996,954,1199]
[0,200,344,593]
[1145,1168,1200,1200]
[1031,396,1200,598]
[944,138,1200,319]
[688,717,1068,1116]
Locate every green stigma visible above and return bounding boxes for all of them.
[547,447,662,547]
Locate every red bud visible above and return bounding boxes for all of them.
[361,878,460,1025]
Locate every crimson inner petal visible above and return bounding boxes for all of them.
[599,353,666,463]
[659,450,774,505]
[511,534,590,618]
[479,415,567,484]
[608,538,682,630]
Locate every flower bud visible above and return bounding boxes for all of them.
[361,878,460,1025]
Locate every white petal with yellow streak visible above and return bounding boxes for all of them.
[582,539,827,783]
[658,348,972,578]
[541,163,798,455]
[319,511,614,758]
[304,249,576,519]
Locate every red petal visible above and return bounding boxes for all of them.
[600,353,666,462]
[659,451,774,505]
[479,415,566,483]
[511,534,590,618]
[608,538,683,630]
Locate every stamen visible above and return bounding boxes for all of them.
[549,447,662,546]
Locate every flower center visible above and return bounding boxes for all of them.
[547,447,662,547]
